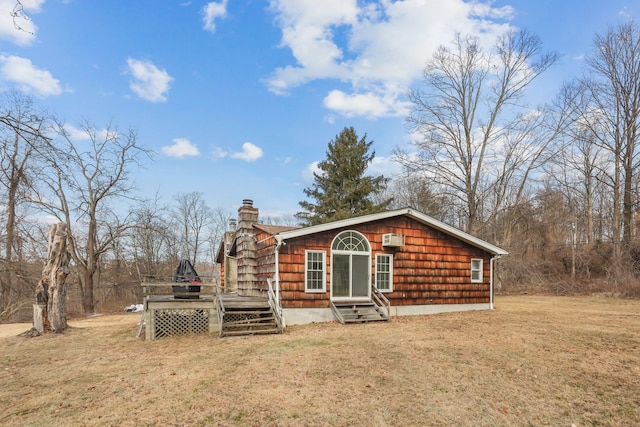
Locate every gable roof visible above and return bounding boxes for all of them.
[273,208,508,256]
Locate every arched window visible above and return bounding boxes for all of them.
[332,231,370,252]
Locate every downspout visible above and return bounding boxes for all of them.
[274,237,285,322]
[490,255,501,310]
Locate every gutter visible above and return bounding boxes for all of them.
[490,255,501,309]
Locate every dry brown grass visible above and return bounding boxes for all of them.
[1,296,639,426]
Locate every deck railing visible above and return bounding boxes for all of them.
[267,278,284,332]
[214,284,226,335]
[141,275,215,299]
[371,284,391,319]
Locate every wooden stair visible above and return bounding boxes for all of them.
[330,301,390,324]
[217,294,282,338]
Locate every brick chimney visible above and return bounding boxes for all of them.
[236,199,259,296]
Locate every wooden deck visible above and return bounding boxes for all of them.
[140,282,217,340]
[139,280,285,339]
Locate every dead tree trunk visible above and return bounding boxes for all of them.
[33,223,70,334]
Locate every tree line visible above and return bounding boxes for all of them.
[299,22,640,297]
[0,99,235,318]
[1,21,639,321]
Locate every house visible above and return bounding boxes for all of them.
[216,199,508,327]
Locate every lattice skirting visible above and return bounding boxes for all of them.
[148,307,216,339]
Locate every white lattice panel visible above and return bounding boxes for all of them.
[152,308,210,339]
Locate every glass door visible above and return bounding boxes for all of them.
[331,253,370,299]
[331,231,372,300]
[332,254,350,298]
[352,254,369,298]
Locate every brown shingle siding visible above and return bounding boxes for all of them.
[273,215,494,308]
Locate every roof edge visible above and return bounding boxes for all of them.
[275,208,508,256]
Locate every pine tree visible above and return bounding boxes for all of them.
[298,127,392,226]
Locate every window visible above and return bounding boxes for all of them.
[471,258,483,283]
[332,231,370,252]
[375,254,393,292]
[305,250,326,292]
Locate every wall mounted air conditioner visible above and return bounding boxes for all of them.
[382,233,404,247]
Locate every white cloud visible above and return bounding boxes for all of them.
[274,156,293,165]
[203,0,228,33]
[32,213,60,225]
[302,161,320,184]
[210,146,229,160]
[323,89,409,118]
[62,124,91,141]
[366,155,402,178]
[60,124,118,142]
[162,138,201,158]
[0,0,44,46]
[619,7,632,20]
[266,0,359,94]
[126,58,173,102]
[0,55,62,96]
[266,0,515,118]
[230,142,263,162]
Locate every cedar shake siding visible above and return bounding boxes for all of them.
[216,201,507,324]
[254,228,278,292]
[276,217,492,309]
[277,234,331,309]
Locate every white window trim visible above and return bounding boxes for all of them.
[305,250,326,293]
[471,258,483,283]
[375,253,393,293]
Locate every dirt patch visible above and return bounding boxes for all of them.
[0,322,32,339]
[0,313,141,339]
[1,296,639,426]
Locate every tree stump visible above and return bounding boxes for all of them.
[32,223,70,334]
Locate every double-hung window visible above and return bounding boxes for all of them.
[305,250,326,292]
[471,258,483,283]
[375,254,393,292]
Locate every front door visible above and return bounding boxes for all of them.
[331,231,371,300]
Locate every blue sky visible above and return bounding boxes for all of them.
[0,0,637,219]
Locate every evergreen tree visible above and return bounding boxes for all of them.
[298,127,392,226]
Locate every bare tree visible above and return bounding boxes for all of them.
[547,119,607,248]
[33,120,150,313]
[259,214,300,227]
[9,1,34,35]
[204,206,233,264]
[171,192,212,266]
[577,21,640,256]
[0,91,47,321]
[398,30,560,236]
[130,193,172,278]
[382,173,446,220]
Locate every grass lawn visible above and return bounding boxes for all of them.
[1,295,639,426]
